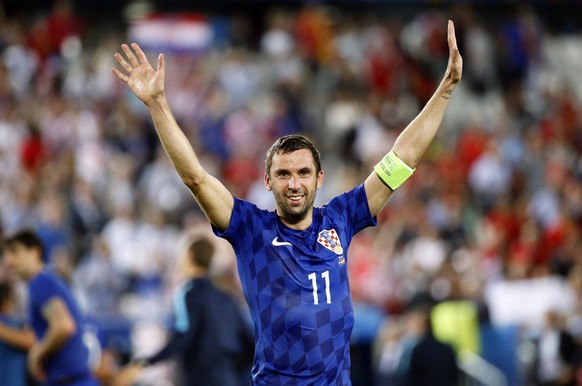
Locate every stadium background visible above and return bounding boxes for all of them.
[1,0,582,385]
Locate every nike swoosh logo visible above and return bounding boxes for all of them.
[272,237,292,247]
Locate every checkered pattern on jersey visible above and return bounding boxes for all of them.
[214,184,376,385]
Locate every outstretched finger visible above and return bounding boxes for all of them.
[114,52,133,74]
[131,43,152,69]
[157,53,164,73]
[447,20,458,52]
[446,20,462,83]
[122,44,140,68]
[111,67,129,84]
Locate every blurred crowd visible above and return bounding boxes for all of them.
[1,0,582,385]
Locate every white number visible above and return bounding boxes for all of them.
[308,270,331,305]
[322,270,331,304]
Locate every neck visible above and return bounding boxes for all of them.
[185,265,208,279]
[24,263,43,281]
[278,209,314,231]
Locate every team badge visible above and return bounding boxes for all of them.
[338,255,345,266]
[318,229,343,255]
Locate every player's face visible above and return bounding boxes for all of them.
[2,245,35,280]
[265,148,324,225]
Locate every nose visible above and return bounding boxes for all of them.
[288,175,299,190]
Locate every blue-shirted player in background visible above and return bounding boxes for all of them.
[2,230,99,386]
[113,20,462,385]
[0,281,35,386]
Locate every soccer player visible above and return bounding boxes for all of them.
[0,281,35,386]
[112,20,462,385]
[2,230,99,386]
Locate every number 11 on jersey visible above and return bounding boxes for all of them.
[308,270,331,305]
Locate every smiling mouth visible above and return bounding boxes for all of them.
[286,195,304,204]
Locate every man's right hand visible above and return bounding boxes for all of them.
[112,43,165,107]
[27,343,47,381]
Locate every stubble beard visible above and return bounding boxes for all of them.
[275,190,317,224]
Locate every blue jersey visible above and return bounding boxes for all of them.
[0,315,27,386]
[28,270,94,385]
[214,184,376,385]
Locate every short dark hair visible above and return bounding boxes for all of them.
[3,229,44,258]
[265,134,322,177]
[187,237,215,270]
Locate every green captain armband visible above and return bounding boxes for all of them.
[374,150,415,190]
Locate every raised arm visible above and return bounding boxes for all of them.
[365,20,463,216]
[112,43,233,231]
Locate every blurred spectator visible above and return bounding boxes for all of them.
[26,0,83,64]
[137,146,194,217]
[35,193,69,264]
[295,6,336,69]
[19,124,47,176]
[468,141,513,211]
[73,234,125,314]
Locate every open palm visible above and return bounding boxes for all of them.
[112,43,165,106]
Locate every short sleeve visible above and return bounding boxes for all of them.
[323,183,377,238]
[28,274,62,312]
[212,197,272,253]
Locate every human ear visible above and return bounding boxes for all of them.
[316,170,324,189]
